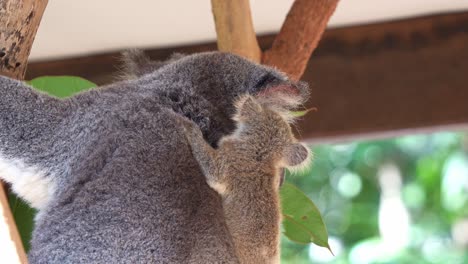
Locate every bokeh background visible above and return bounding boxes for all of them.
[10,131,468,263]
[281,132,468,264]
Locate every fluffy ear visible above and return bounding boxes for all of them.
[233,95,262,121]
[119,49,152,79]
[254,82,310,124]
[119,49,186,79]
[255,81,309,111]
[283,143,311,169]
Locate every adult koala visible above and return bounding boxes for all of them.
[0,51,308,263]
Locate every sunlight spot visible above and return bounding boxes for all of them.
[421,237,447,263]
[396,134,428,155]
[402,182,426,209]
[337,172,362,198]
[452,219,468,247]
[348,237,384,264]
[377,163,410,252]
[308,236,342,263]
[329,143,356,167]
[441,152,468,212]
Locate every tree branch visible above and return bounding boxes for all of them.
[0,0,48,79]
[0,1,49,262]
[262,0,339,81]
[211,0,261,63]
[0,183,28,263]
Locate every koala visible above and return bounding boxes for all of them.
[0,51,309,263]
[179,95,310,264]
[118,49,186,80]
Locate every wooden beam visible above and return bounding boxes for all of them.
[0,0,48,79]
[262,0,339,81]
[211,0,261,62]
[298,11,468,143]
[26,12,468,143]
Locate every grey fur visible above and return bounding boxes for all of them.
[179,95,310,264]
[0,51,309,263]
[118,49,186,80]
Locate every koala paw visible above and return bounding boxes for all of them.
[176,115,203,140]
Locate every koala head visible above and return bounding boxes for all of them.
[230,95,311,171]
[121,50,310,146]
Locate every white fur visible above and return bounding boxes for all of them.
[0,154,54,209]
[229,123,246,140]
[208,181,227,195]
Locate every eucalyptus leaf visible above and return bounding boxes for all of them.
[280,183,332,253]
[290,107,317,117]
[27,76,96,98]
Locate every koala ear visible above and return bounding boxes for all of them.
[255,81,309,111]
[283,143,311,169]
[119,49,152,78]
[233,95,262,121]
[119,49,186,79]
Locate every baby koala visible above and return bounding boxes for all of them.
[179,95,310,264]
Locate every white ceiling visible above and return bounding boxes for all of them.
[29,0,468,61]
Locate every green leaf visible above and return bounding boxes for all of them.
[280,183,332,253]
[27,76,96,98]
[8,192,36,252]
[290,107,317,117]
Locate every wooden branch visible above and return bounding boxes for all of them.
[211,0,261,63]
[0,0,48,79]
[0,184,28,263]
[262,0,339,81]
[0,1,48,262]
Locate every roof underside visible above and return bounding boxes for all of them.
[30,0,468,61]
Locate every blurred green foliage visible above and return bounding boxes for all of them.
[282,132,468,264]
[8,193,35,252]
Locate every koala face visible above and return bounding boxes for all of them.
[232,95,311,170]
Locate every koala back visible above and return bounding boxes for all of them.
[0,51,309,263]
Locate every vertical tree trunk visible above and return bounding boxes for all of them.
[0,0,48,263]
[0,183,28,263]
[0,0,48,79]
[210,0,339,81]
[211,0,261,63]
[262,0,339,81]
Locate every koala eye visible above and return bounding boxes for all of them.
[253,73,278,90]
